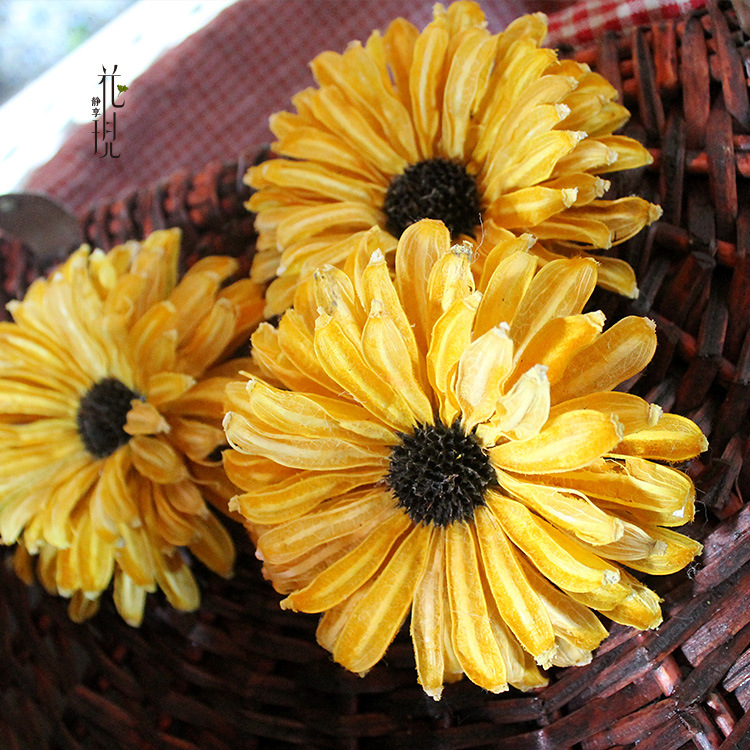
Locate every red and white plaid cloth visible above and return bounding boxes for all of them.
[25,0,709,217]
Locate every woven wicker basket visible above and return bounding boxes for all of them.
[2,3,750,748]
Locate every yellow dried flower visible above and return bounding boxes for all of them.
[247,1,660,316]
[224,219,705,699]
[0,229,264,625]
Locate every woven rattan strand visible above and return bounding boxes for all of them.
[1,3,750,748]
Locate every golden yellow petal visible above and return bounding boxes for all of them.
[360,245,426,384]
[256,490,391,563]
[276,201,383,252]
[395,219,451,355]
[113,568,147,627]
[314,312,416,431]
[155,551,200,612]
[490,493,621,593]
[362,301,435,425]
[383,17,419,112]
[474,243,537,337]
[316,577,374,654]
[440,29,497,161]
[455,324,514,431]
[232,467,382,525]
[617,413,708,461]
[252,159,385,205]
[124,400,169,436]
[411,528,448,700]
[68,592,100,623]
[427,291,481,425]
[551,316,657,404]
[591,135,654,173]
[509,257,597,353]
[478,364,550,444]
[511,311,605,388]
[276,310,342,394]
[127,301,178,384]
[224,409,388,471]
[89,449,139,543]
[594,524,702,576]
[129,435,188,484]
[309,86,408,175]
[282,510,410,613]
[189,511,235,578]
[115,522,157,590]
[487,186,577,229]
[145,372,196,409]
[489,409,623,474]
[409,17,449,157]
[426,242,475,325]
[175,298,236,377]
[549,391,661,436]
[446,522,508,693]
[333,522,431,674]
[518,557,609,653]
[474,506,556,659]
[542,457,695,527]
[485,130,584,197]
[76,511,115,596]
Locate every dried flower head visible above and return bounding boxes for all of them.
[0,230,264,625]
[247,1,660,316]
[224,219,705,699]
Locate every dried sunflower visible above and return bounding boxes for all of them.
[247,1,660,316]
[224,219,706,699]
[0,229,264,625]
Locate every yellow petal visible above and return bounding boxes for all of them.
[333,522,431,673]
[496,468,624,546]
[231,467,383,525]
[479,364,550,443]
[446,522,508,693]
[474,243,537,337]
[490,493,621,593]
[124,400,169,436]
[314,312,416,431]
[257,491,390,563]
[617,413,708,461]
[282,510,410,613]
[549,392,661,436]
[411,529,448,700]
[130,435,189,484]
[223,410,388,471]
[189,512,235,577]
[362,301,435,425]
[395,219,451,354]
[427,291,481,425]
[455,324,514,431]
[113,568,147,626]
[474,506,555,659]
[509,257,598,353]
[489,409,623,474]
[155,551,200,611]
[511,311,605,388]
[551,316,657,404]
[544,457,696,527]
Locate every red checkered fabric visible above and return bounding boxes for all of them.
[546,0,709,46]
[24,0,708,217]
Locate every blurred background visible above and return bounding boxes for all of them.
[0,0,240,192]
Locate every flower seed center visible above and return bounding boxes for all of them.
[383,158,482,239]
[385,421,496,526]
[77,377,141,459]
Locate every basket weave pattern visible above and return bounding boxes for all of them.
[1,4,750,748]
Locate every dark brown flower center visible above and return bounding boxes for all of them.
[385,421,496,526]
[382,158,482,239]
[77,377,142,459]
